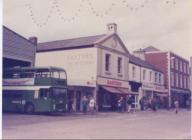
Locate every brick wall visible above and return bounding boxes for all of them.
[145,52,168,88]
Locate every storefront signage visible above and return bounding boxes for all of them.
[97,77,129,89]
[142,83,168,92]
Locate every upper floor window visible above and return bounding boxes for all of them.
[149,71,152,81]
[159,73,161,84]
[171,59,174,69]
[175,58,178,70]
[155,72,158,83]
[183,63,186,73]
[179,60,183,72]
[105,54,111,72]
[171,72,174,87]
[186,64,189,74]
[132,66,136,79]
[183,76,186,89]
[117,57,122,74]
[143,69,146,80]
[175,73,179,87]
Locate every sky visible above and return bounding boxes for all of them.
[3,0,192,60]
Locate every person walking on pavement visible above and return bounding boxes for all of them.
[89,97,95,114]
[139,97,144,111]
[82,96,88,114]
[127,96,132,113]
[152,97,157,112]
[117,96,123,112]
[174,100,179,114]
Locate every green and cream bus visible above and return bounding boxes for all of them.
[3,67,68,114]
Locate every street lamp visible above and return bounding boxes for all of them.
[168,52,175,108]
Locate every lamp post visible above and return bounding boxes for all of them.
[168,52,175,108]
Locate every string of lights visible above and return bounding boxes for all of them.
[54,0,85,22]
[25,0,179,27]
[25,0,55,27]
[87,0,116,18]
[122,0,149,11]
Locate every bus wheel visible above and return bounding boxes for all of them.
[24,103,34,114]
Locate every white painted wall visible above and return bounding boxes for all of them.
[98,48,129,81]
[129,63,140,83]
[36,48,98,87]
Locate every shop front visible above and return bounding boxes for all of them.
[97,76,137,111]
[67,86,96,112]
[141,83,168,109]
[171,88,191,108]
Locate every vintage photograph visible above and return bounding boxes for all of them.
[2,0,192,139]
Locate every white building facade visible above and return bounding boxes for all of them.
[36,23,132,111]
[129,55,167,109]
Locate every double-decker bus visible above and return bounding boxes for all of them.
[3,67,68,114]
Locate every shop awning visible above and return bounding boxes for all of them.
[118,88,138,95]
[102,86,138,95]
[102,86,122,94]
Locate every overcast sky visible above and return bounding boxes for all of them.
[3,0,192,60]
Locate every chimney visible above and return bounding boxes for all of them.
[107,23,117,34]
[29,37,38,46]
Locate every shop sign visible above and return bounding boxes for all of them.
[142,83,167,92]
[97,77,129,88]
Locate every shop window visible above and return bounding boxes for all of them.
[103,93,111,105]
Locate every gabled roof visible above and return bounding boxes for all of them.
[129,55,162,72]
[3,26,35,46]
[134,46,160,53]
[37,34,106,52]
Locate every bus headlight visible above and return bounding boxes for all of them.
[21,100,26,105]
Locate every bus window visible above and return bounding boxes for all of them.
[51,72,59,79]
[39,89,49,98]
[51,88,66,98]
[59,72,67,79]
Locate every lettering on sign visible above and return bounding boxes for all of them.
[107,80,122,86]
[97,77,129,88]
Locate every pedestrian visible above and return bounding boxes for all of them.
[152,98,157,112]
[68,98,73,113]
[186,99,190,110]
[117,96,123,112]
[139,97,144,111]
[174,100,179,114]
[122,97,126,112]
[89,97,95,114]
[82,96,88,113]
[127,96,132,113]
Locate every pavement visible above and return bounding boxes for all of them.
[2,109,192,139]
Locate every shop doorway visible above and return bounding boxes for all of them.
[76,91,81,112]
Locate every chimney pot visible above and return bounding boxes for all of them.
[29,37,38,45]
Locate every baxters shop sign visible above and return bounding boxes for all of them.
[97,77,129,89]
